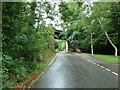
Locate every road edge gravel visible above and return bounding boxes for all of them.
[23,53,58,89]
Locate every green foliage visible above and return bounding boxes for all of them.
[2,2,56,88]
[1,66,9,84]
[2,55,26,77]
[2,80,16,88]
[2,2,52,60]
[2,1,120,88]
[59,2,119,55]
[54,39,66,51]
[24,61,36,73]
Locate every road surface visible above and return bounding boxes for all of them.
[33,52,118,88]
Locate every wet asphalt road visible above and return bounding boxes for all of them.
[34,52,118,88]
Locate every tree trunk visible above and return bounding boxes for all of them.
[98,18,118,56]
[90,24,93,55]
[66,40,68,52]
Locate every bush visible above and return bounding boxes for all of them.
[24,61,37,73]
[2,55,27,77]
[1,54,38,88]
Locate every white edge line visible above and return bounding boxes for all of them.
[72,53,119,76]
[90,61,93,63]
[97,64,100,66]
[100,66,104,68]
[112,72,118,76]
[105,68,111,72]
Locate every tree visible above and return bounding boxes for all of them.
[59,2,119,56]
[2,2,57,88]
[90,2,119,56]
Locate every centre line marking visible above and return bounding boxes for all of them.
[112,72,118,76]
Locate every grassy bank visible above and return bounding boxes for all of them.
[83,53,120,63]
[4,49,56,88]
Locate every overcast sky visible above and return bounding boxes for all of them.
[44,2,63,30]
[27,0,63,30]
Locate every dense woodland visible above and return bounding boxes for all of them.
[2,2,57,88]
[1,1,120,88]
[59,2,120,56]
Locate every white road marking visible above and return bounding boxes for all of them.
[88,60,90,62]
[86,60,118,76]
[73,54,118,76]
[90,61,93,63]
[100,66,104,68]
[105,68,111,72]
[97,64,100,66]
[93,63,96,64]
[112,72,118,76]
[96,64,118,76]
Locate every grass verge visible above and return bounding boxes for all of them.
[83,53,120,63]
